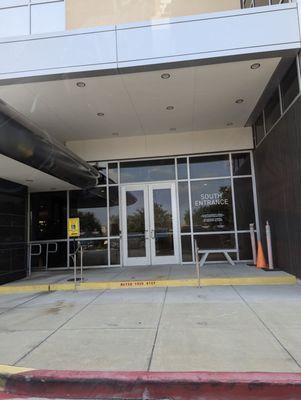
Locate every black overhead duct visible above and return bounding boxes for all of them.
[0,104,100,189]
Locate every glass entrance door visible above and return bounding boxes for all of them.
[121,183,179,266]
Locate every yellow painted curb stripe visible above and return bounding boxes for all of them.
[0,364,33,391]
[0,275,296,296]
[0,284,49,295]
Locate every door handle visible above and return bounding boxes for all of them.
[151,230,155,239]
[145,230,150,240]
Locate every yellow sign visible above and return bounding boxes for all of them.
[68,218,80,238]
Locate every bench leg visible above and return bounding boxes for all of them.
[200,252,209,267]
[224,252,235,266]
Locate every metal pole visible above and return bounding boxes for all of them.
[80,245,83,283]
[73,238,77,290]
[195,240,200,288]
[266,221,274,270]
[249,223,257,265]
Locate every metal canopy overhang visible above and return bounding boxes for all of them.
[0,103,100,189]
[0,3,299,86]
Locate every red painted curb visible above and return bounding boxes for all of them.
[3,370,301,399]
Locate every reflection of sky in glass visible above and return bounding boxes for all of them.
[121,160,175,183]
[190,155,230,179]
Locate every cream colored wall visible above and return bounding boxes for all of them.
[66,0,241,30]
[66,127,253,161]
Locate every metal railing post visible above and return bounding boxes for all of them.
[194,240,200,288]
[73,239,77,290]
[80,245,83,283]
[266,221,274,270]
[249,223,257,265]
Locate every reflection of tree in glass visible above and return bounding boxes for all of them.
[127,209,145,233]
[78,211,102,235]
[154,203,172,230]
[193,186,233,230]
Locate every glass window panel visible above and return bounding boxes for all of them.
[232,153,251,176]
[109,186,120,236]
[120,159,175,183]
[80,240,108,266]
[177,158,188,180]
[181,236,193,262]
[31,1,65,34]
[265,89,281,132]
[189,155,230,179]
[0,6,29,38]
[108,163,118,184]
[178,182,191,233]
[234,178,255,230]
[152,188,174,257]
[90,162,107,185]
[191,179,234,232]
[254,113,265,145]
[194,234,237,261]
[126,190,146,258]
[238,233,253,261]
[69,188,107,238]
[110,239,120,265]
[31,191,67,240]
[281,60,299,112]
[254,0,269,5]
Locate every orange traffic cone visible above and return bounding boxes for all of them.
[256,241,267,269]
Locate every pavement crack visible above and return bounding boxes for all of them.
[147,286,168,371]
[13,289,108,366]
[232,285,301,370]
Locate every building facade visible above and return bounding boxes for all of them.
[0,0,300,282]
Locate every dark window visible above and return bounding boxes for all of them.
[80,240,108,266]
[31,191,67,241]
[264,89,281,132]
[181,236,193,262]
[120,159,175,183]
[177,158,188,179]
[191,179,234,232]
[254,0,270,5]
[110,239,120,265]
[238,233,253,261]
[189,155,230,179]
[232,153,251,176]
[281,60,299,112]
[178,182,191,233]
[254,113,265,145]
[70,188,107,238]
[234,178,255,230]
[109,186,120,236]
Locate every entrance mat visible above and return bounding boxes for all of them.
[0,275,296,295]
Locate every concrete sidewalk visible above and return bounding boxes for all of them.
[0,283,301,372]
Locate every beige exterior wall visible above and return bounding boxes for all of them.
[66,0,241,30]
[66,127,253,162]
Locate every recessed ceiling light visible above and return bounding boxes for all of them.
[76,82,86,88]
[50,188,57,191]
[166,106,175,110]
[161,73,171,79]
[25,179,34,183]
[251,63,261,70]
[235,99,244,104]
[112,132,119,137]
[227,122,233,126]
[170,128,177,131]
[97,112,104,117]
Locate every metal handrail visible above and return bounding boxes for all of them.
[71,242,84,287]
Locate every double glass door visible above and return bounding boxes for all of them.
[121,183,179,266]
